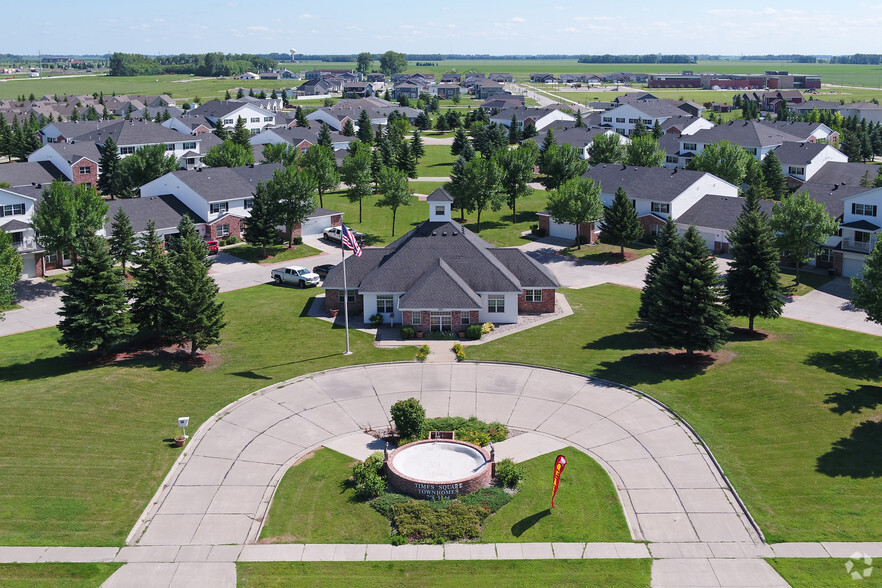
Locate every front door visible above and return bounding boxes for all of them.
[430,311,452,332]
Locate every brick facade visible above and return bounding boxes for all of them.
[640,214,667,238]
[384,440,493,499]
[207,216,244,240]
[518,288,555,314]
[70,157,99,188]
[538,215,550,235]
[324,289,364,314]
[402,309,480,333]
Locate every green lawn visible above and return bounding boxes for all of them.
[482,448,630,543]
[469,284,882,543]
[237,560,651,588]
[560,242,656,264]
[780,268,834,297]
[223,243,322,264]
[768,558,875,587]
[0,285,411,546]
[43,272,70,287]
[415,145,455,178]
[259,449,391,544]
[324,186,546,248]
[260,447,628,544]
[0,563,121,587]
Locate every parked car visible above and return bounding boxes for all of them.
[323,226,366,244]
[270,265,320,288]
[205,239,219,255]
[312,264,336,279]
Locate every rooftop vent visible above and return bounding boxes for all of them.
[442,231,447,236]
[453,230,458,236]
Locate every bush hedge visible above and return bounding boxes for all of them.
[495,458,525,489]
[465,325,482,340]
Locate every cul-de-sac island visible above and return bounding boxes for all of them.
[2,16,882,588]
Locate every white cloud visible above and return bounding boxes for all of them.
[345,26,363,32]
[300,13,314,19]
[511,16,526,22]
[247,25,269,32]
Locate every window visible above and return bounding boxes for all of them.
[745,147,758,156]
[47,137,56,143]
[666,155,679,164]
[525,289,542,303]
[182,141,197,150]
[244,198,254,209]
[616,128,625,135]
[642,119,652,125]
[853,203,877,217]
[461,313,470,325]
[338,289,357,303]
[264,116,273,122]
[651,202,670,214]
[683,142,697,151]
[223,118,234,125]
[488,295,505,313]
[430,311,452,331]
[411,312,421,325]
[628,118,638,123]
[119,146,135,155]
[615,117,625,123]
[10,232,22,245]
[377,295,394,313]
[434,205,445,216]
[250,129,260,134]
[210,202,229,214]
[650,224,663,237]
[1,204,25,217]
[788,166,805,176]
[166,144,176,151]
[855,230,871,243]
[78,165,91,174]
[250,117,260,123]
[216,224,230,238]
[46,253,58,263]
[602,116,612,123]
[818,248,833,262]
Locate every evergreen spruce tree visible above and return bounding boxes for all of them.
[645,226,730,355]
[356,110,374,143]
[760,151,787,199]
[395,141,417,178]
[851,240,882,329]
[631,118,648,138]
[224,90,232,100]
[652,120,663,139]
[638,217,678,322]
[539,127,556,167]
[574,110,584,128]
[522,121,538,139]
[446,155,473,220]
[317,122,333,148]
[236,87,245,99]
[165,217,227,360]
[601,186,644,257]
[341,119,356,137]
[725,191,784,332]
[508,115,521,144]
[108,208,136,276]
[97,137,130,200]
[57,234,132,354]
[130,220,171,337]
[451,127,469,157]
[231,116,251,149]
[245,182,281,258]
[410,129,425,163]
[295,106,309,128]
[213,117,228,141]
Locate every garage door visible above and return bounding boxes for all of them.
[21,253,36,278]
[300,216,330,237]
[842,256,866,278]
[548,219,577,240]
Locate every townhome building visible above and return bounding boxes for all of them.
[490,107,575,132]
[187,100,276,134]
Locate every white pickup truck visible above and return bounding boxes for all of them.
[270,265,320,288]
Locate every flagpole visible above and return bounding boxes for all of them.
[341,234,352,355]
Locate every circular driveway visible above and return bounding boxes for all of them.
[128,362,761,547]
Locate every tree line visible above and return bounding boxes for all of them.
[108,52,277,77]
[577,54,695,64]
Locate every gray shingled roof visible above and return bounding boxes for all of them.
[44,141,101,164]
[807,162,878,187]
[841,219,880,230]
[675,195,774,232]
[0,161,63,187]
[528,126,613,150]
[758,121,832,141]
[106,194,206,235]
[794,182,868,218]
[489,249,559,288]
[688,120,803,148]
[585,165,727,202]
[772,141,833,166]
[398,260,482,310]
[171,164,283,202]
[72,119,191,146]
[0,219,30,231]
[188,100,272,119]
[427,188,453,202]
[323,217,559,298]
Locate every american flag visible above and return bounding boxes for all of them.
[341,224,362,257]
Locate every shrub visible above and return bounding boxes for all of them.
[400,326,415,340]
[420,416,508,443]
[481,322,495,334]
[226,235,239,244]
[390,398,425,439]
[535,227,547,237]
[452,341,465,361]
[465,325,482,340]
[457,429,491,446]
[496,458,525,489]
[390,533,407,546]
[369,313,384,327]
[370,492,411,518]
[422,330,456,340]
[392,500,484,543]
[292,236,303,245]
[459,487,512,514]
[351,452,387,499]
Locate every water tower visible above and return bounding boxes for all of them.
[289,49,296,62]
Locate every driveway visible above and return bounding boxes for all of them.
[782,277,882,336]
[0,278,63,337]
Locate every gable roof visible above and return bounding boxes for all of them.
[70,119,190,146]
[427,187,453,202]
[106,194,205,235]
[675,194,774,232]
[398,259,483,310]
[188,99,273,120]
[40,141,101,164]
[772,141,831,164]
[688,120,803,148]
[170,164,283,202]
[0,161,64,187]
[806,162,878,187]
[584,165,728,202]
[757,121,834,141]
[794,182,868,218]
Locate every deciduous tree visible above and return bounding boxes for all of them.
[201,140,254,168]
[265,165,318,248]
[302,144,340,208]
[623,135,665,168]
[32,180,108,266]
[376,166,414,236]
[356,52,374,74]
[685,140,753,186]
[587,133,625,165]
[540,143,589,190]
[770,191,839,285]
[495,143,538,224]
[0,229,22,319]
[546,177,604,249]
[261,142,300,166]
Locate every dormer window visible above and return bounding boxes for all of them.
[435,206,445,216]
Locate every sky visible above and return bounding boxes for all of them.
[4,0,882,57]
